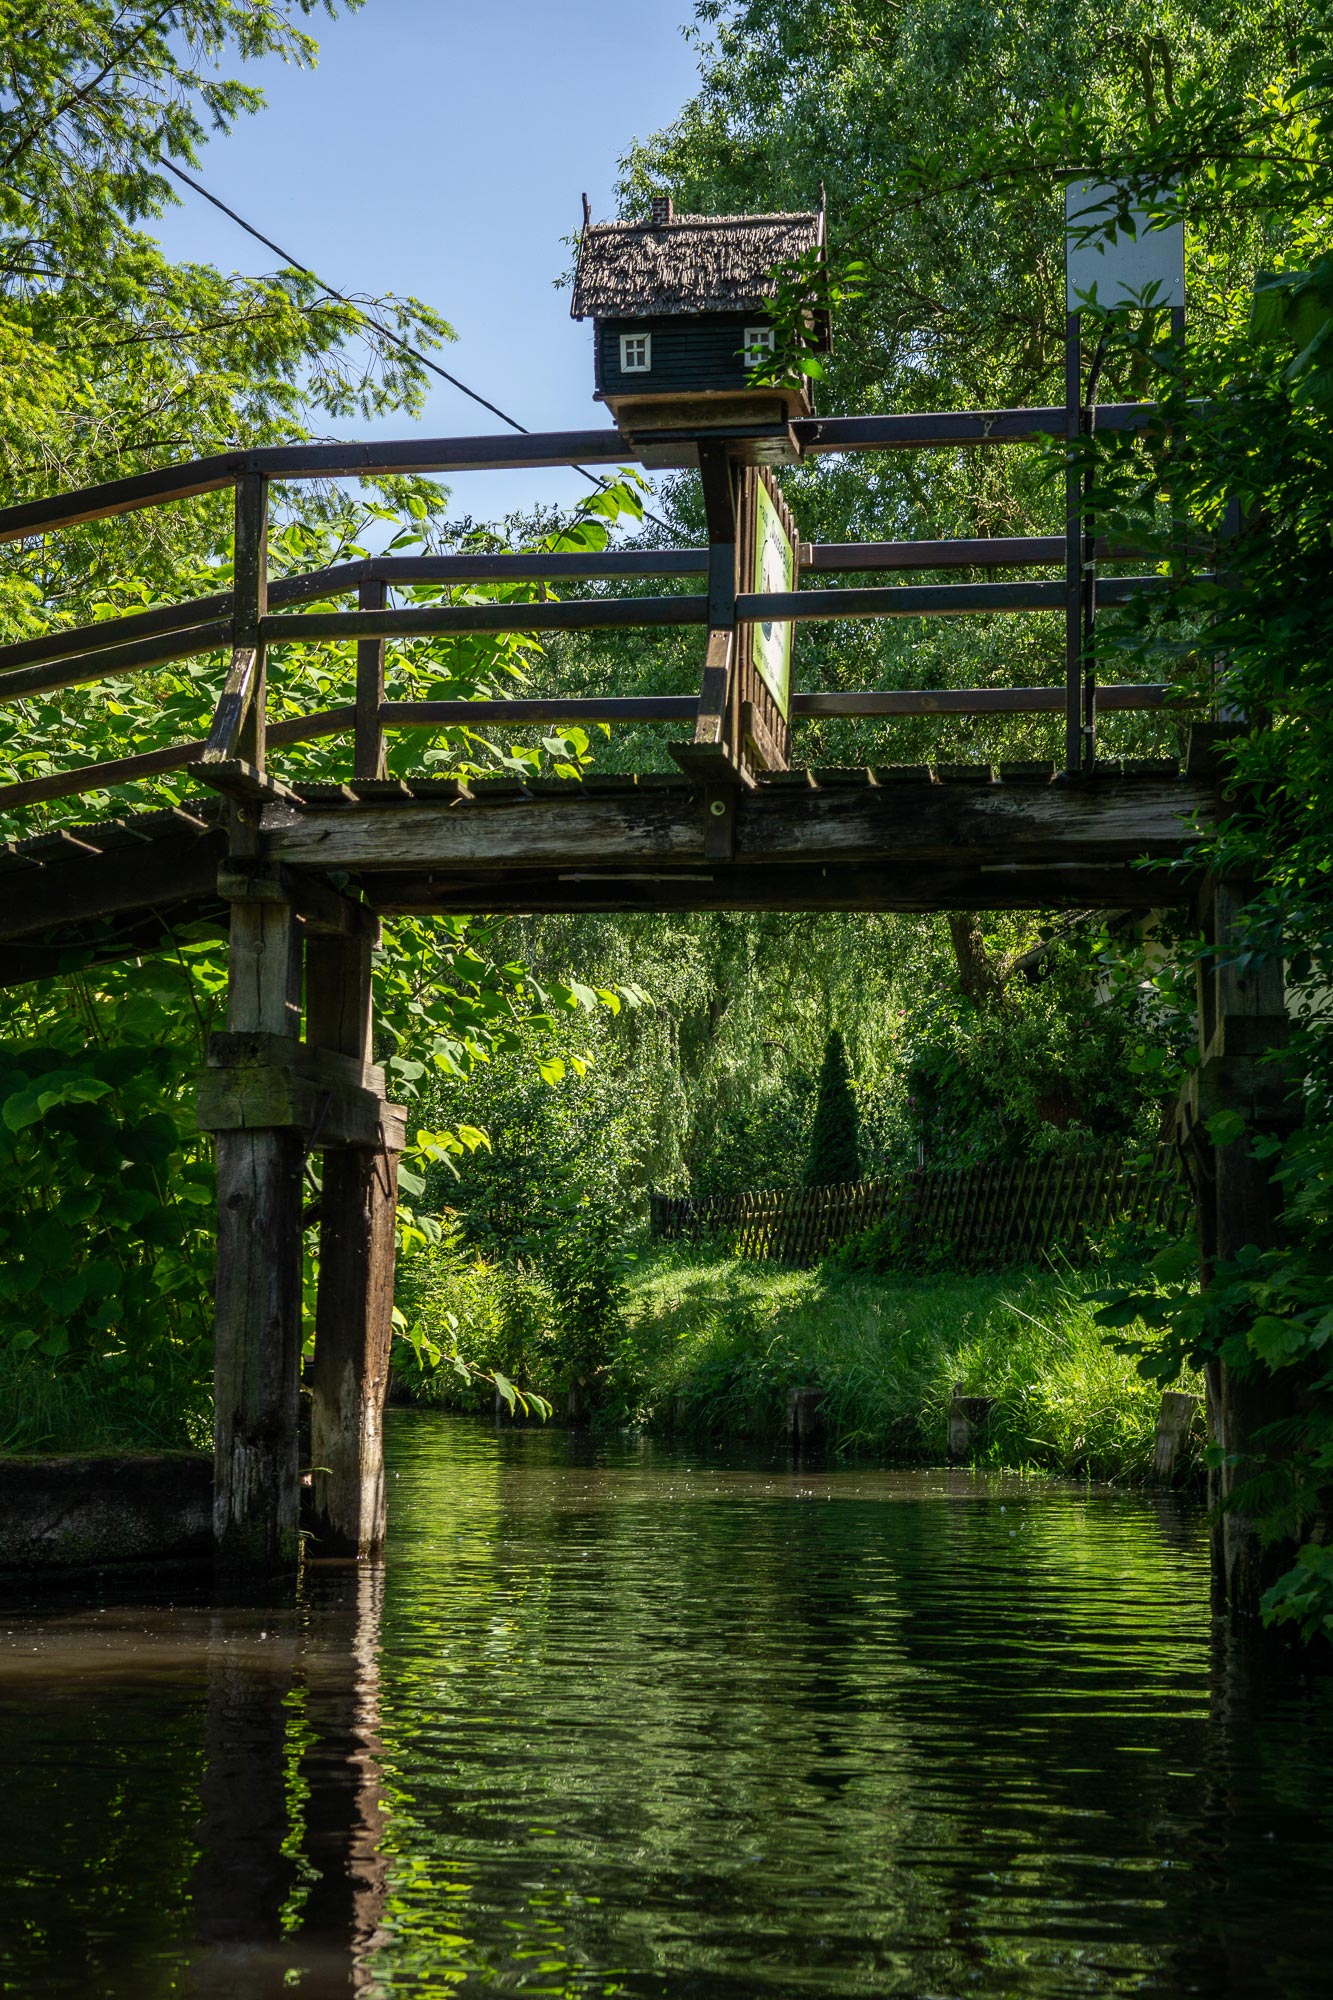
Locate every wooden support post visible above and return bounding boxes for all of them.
[786,1385,826,1451]
[306,926,400,1558]
[1151,1391,1200,1484]
[1186,876,1294,1617]
[212,890,305,1577]
[947,1392,994,1463]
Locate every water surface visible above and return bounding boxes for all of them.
[2,1412,1332,1997]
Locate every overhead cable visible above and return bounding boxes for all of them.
[158,157,670,531]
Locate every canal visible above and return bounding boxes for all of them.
[2,1411,1332,1996]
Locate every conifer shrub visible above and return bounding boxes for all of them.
[803,1030,862,1187]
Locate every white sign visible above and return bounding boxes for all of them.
[1065,180,1185,312]
[751,480,793,719]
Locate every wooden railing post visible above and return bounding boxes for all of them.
[234,472,269,772]
[354,577,387,780]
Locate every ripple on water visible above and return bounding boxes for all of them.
[0,1414,1331,1997]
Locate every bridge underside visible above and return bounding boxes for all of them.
[0,762,1209,980]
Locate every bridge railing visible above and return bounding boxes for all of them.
[0,406,1204,818]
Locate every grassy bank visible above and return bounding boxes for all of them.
[398,1241,1200,1486]
[616,1250,1195,1482]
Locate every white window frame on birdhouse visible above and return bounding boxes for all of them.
[743,325,776,370]
[620,331,652,373]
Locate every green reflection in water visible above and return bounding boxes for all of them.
[2,1415,1333,1998]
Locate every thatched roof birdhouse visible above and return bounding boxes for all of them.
[571,195,829,464]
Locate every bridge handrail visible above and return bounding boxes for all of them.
[0,403,1174,546]
[0,403,1199,819]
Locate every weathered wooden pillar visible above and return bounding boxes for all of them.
[1186,876,1293,1618]
[306,927,401,1558]
[212,892,306,1577]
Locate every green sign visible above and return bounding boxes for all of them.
[751,478,794,719]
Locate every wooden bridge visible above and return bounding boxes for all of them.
[0,406,1265,1595]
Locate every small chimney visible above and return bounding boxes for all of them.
[650,194,674,228]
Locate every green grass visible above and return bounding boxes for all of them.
[614,1246,1199,1483]
[0,1347,210,1457]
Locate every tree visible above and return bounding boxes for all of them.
[804,1029,862,1187]
[815,0,1333,1632]
[0,1,649,1442]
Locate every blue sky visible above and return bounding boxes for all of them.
[151,0,704,521]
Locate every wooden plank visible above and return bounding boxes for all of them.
[385,696,697,727]
[216,861,378,940]
[0,592,232,676]
[263,774,1213,878]
[18,828,101,862]
[0,409,1178,549]
[201,647,259,763]
[692,630,734,750]
[206,1029,383,1097]
[791,684,1172,718]
[362,852,1197,915]
[367,549,708,583]
[0,831,224,939]
[0,708,352,815]
[194,759,304,807]
[808,537,1065,572]
[792,403,1163,455]
[250,429,631,481]
[0,432,630,544]
[260,577,1176,644]
[745,581,1064,621]
[263,597,710,642]
[197,1066,396,1150]
[0,620,231,703]
[0,455,244,545]
[0,741,207,811]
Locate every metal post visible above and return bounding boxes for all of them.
[1081,379,1099,774]
[1064,311,1083,775]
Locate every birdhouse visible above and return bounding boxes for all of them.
[570,194,829,465]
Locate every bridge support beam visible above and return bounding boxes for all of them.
[1183,877,1295,1621]
[307,929,401,1559]
[202,868,402,1577]
[211,893,305,1577]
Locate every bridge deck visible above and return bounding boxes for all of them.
[0,760,1209,981]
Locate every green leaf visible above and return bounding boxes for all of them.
[1205,1109,1247,1147]
[1247,1314,1307,1365]
[1149,1238,1198,1285]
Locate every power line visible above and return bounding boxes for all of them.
[158,157,671,531]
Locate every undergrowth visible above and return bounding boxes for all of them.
[614,1248,1192,1482]
[395,1235,1199,1485]
[0,1345,211,1456]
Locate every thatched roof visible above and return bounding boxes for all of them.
[571,206,825,322]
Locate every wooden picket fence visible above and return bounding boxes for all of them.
[649,1148,1190,1270]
